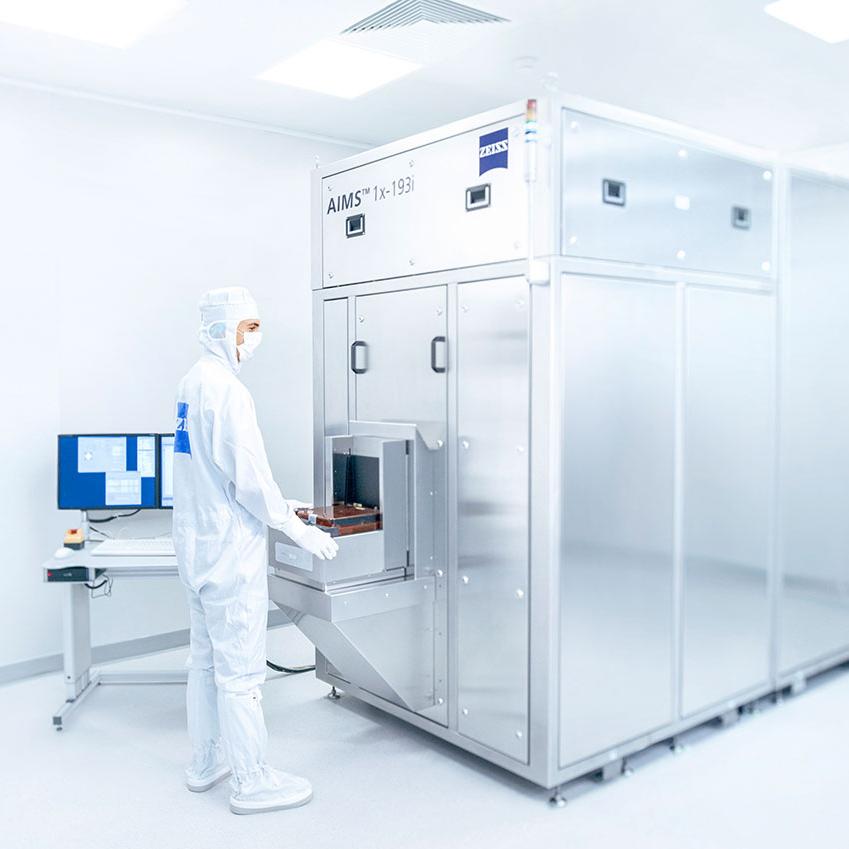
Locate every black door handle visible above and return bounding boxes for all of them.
[431,336,447,373]
[351,340,368,374]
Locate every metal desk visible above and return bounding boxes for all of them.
[43,542,187,730]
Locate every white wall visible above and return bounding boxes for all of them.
[0,83,357,670]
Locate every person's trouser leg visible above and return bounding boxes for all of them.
[185,589,228,788]
[201,561,269,784]
[202,558,312,813]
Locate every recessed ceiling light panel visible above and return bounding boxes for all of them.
[0,0,186,48]
[764,0,849,44]
[258,39,421,99]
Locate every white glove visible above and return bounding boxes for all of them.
[287,499,313,511]
[297,524,339,561]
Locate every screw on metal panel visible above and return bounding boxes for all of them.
[461,575,470,584]
[436,439,444,449]
[436,307,443,315]
[328,686,341,700]
[436,569,444,577]
[358,315,364,323]
[516,445,526,453]
[461,304,469,313]
[429,490,434,496]
[515,730,524,739]
[409,160,414,167]
[569,120,579,132]
[328,272,334,279]
[461,440,470,450]
[677,148,688,160]
[676,249,687,261]
[462,708,469,715]
[568,234,578,246]
[763,170,773,181]
[515,589,525,599]
[409,258,415,266]
[327,185,333,192]
[437,697,444,705]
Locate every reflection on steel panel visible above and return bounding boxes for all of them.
[355,287,447,428]
[561,109,773,278]
[560,275,675,767]
[457,277,530,763]
[780,176,849,673]
[682,288,773,715]
[323,299,349,436]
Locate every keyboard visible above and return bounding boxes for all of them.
[92,538,176,557]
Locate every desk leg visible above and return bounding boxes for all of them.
[63,583,92,698]
[53,584,96,730]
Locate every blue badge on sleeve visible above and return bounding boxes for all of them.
[175,401,191,456]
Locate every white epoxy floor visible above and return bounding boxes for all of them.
[3,626,847,849]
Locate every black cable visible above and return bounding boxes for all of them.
[89,510,141,524]
[84,579,109,590]
[266,659,315,675]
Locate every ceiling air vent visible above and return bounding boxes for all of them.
[343,0,508,33]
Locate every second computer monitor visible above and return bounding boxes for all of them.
[159,434,174,509]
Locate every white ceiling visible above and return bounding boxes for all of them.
[1,0,848,155]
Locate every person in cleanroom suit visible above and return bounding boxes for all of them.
[172,286,338,815]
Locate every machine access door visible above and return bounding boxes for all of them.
[319,284,449,725]
[353,286,448,428]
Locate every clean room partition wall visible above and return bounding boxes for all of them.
[0,81,358,677]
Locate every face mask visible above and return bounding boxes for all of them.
[237,330,263,363]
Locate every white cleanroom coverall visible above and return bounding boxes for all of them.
[173,286,336,811]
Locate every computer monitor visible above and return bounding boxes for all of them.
[57,434,159,510]
[159,433,174,509]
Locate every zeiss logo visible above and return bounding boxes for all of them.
[479,128,509,176]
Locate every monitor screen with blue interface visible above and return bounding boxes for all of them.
[57,434,158,510]
[159,434,174,509]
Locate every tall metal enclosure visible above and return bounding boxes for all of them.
[267,96,849,790]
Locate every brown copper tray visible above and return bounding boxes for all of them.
[296,505,382,537]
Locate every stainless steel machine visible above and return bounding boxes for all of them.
[268,95,849,791]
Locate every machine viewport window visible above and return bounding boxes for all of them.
[602,179,626,206]
[465,184,491,211]
[346,213,366,237]
[732,206,751,229]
